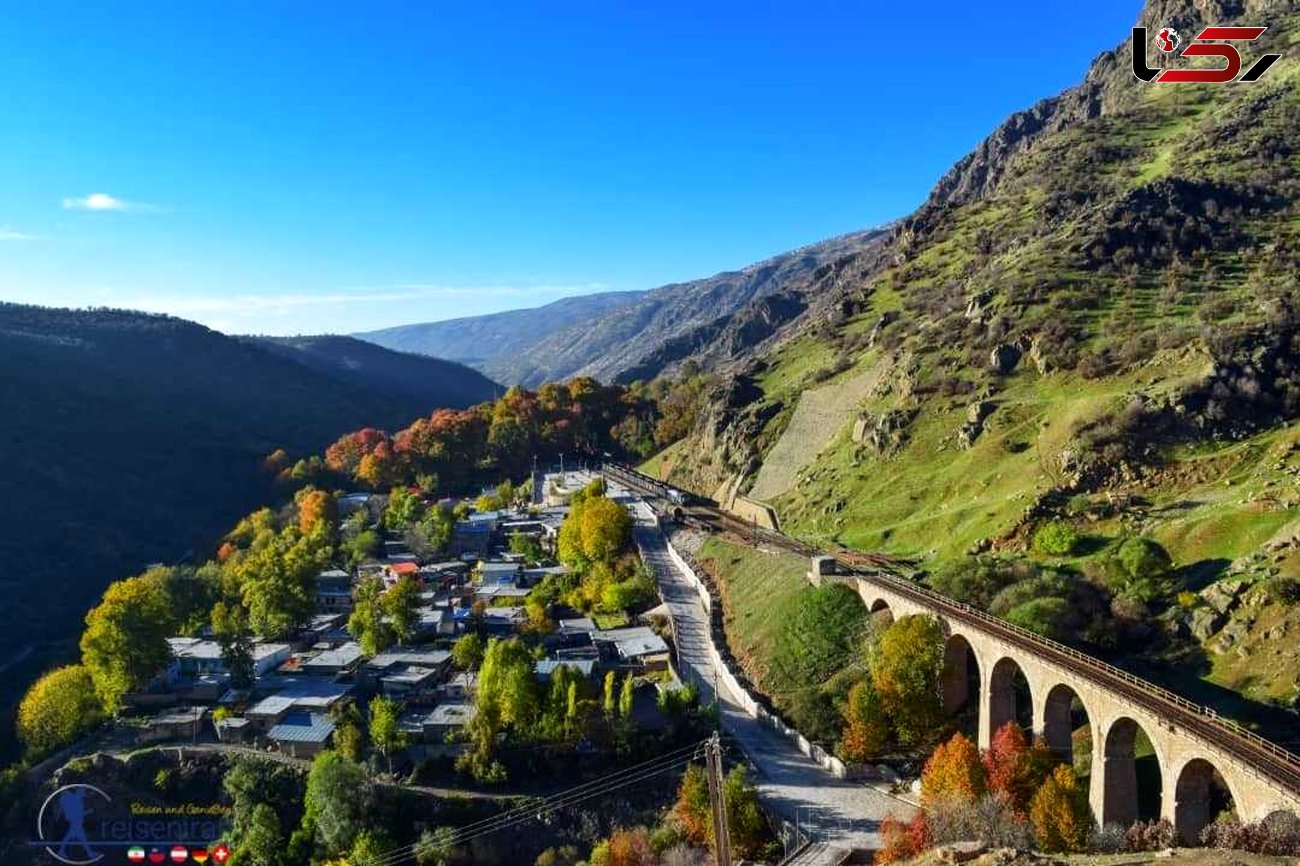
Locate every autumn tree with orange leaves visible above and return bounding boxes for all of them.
[983,722,1057,815]
[921,732,987,811]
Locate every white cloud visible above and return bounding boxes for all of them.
[61,192,153,212]
[0,226,40,241]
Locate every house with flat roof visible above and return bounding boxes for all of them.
[478,561,522,585]
[246,680,354,728]
[135,706,206,745]
[415,606,455,639]
[437,671,478,701]
[314,569,353,613]
[592,627,671,671]
[481,606,525,635]
[302,642,364,676]
[534,659,596,682]
[423,701,476,739]
[267,713,335,758]
[166,638,291,682]
[359,647,452,700]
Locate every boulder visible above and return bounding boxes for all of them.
[1189,607,1227,641]
[1200,579,1248,615]
[967,399,996,425]
[989,344,1022,374]
[936,840,989,863]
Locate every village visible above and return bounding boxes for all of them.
[119,470,679,769]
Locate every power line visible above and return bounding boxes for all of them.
[361,748,705,866]
[357,739,710,866]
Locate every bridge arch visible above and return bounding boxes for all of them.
[867,597,894,626]
[1173,757,1238,844]
[1102,716,1165,827]
[988,656,1034,736]
[1041,683,1093,775]
[941,633,981,737]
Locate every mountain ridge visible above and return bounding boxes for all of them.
[356,228,888,386]
[0,303,499,748]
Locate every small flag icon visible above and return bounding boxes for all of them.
[192,849,209,864]
[128,847,147,863]
[210,843,231,864]
[170,845,189,864]
[148,850,167,865]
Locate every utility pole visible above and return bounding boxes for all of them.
[704,732,733,866]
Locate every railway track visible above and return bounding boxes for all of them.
[601,461,1300,798]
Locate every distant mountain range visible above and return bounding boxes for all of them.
[0,304,497,749]
[356,229,887,386]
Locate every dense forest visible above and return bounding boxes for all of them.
[0,304,497,756]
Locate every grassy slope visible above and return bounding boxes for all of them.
[694,536,817,701]
[661,37,1300,709]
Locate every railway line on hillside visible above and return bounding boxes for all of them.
[600,461,1300,803]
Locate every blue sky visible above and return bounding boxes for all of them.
[0,1,1140,335]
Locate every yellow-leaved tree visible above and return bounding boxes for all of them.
[1029,763,1093,853]
[17,665,103,758]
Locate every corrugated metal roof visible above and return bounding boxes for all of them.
[268,713,335,743]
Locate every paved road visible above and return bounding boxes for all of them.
[631,501,913,852]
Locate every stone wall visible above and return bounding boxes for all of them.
[650,514,850,778]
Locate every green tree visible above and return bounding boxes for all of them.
[238,803,285,866]
[342,529,379,568]
[453,632,485,671]
[471,637,542,760]
[80,571,176,713]
[1032,521,1079,556]
[348,576,395,656]
[384,486,426,530]
[226,525,329,638]
[382,575,421,645]
[870,614,945,745]
[349,830,394,865]
[579,496,633,562]
[17,665,104,758]
[1030,764,1092,853]
[603,671,618,718]
[303,750,369,856]
[224,757,302,852]
[619,673,635,718]
[509,532,545,564]
[724,767,768,860]
[415,826,458,866]
[839,679,888,764]
[211,600,255,689]
[369,695,406,773]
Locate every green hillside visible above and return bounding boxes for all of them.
[652,6,1300,716]
[0,304,497,755]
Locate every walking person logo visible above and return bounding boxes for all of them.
[37,784,111,865]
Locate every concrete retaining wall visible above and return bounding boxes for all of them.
[651,515,850,779]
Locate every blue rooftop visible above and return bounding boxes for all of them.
[268,713,335,743]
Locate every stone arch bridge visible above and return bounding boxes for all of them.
[847,569,1300,842]
[600,461,1300,843]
